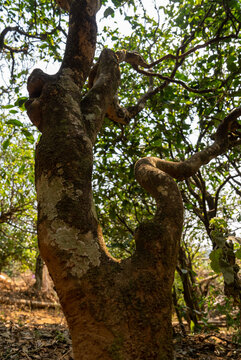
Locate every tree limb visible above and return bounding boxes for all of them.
[0,25,58,51]
[81,48,120,141]
[135,107,241,185]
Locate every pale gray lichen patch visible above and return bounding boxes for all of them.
[37,175,64,221]
[51,221,78,249]
[68,113,83,127]
[82,135,93,151]
[59,69,79,91]
[71,231,101,276]
[37,174,101,277]
[38,172,85,204]
[61,67,75,78]
[51,222,101,277]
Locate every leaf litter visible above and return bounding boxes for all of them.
[0,274,240,360]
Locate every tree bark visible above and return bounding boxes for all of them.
[26,44,183,358]
[25,0,241,359]
[25,2,183,358]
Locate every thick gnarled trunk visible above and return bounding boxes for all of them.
[26,0,241,357]
[25,1,183,359]
[31,60,183,359]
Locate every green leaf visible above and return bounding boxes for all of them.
[237,214,241,222]
[21,129,35,143]
[152,139,163,147]
[2,138,10,150]
[235,248,241,259]
[2,104,14,109]
[211,234,226,248]
[209,249,222,274]
[15,96,28,109]
[190,320,195,333]
[7,119,23,127]
[220,263,234,285]
[104,7,114,18]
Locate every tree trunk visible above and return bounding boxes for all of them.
[25,1,184,359]
[172,285,187,337]
[25,0,241,356]
[34,254,43,291]
[31,65,183,358]
[177,247,201,330]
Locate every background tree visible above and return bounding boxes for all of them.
[0,114,37,273]
[0,0,66,280]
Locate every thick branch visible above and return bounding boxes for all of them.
[80,48,120,142]
[56,0,72,11]
[59,0,100,86]
[104,21,240,122]
[135,107,241,184]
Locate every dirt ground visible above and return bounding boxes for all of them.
[0,273,240,360]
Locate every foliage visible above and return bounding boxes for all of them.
[0,0,62,272]
[0,114,37,273]
[94,0,241,261]
[0,0,68,103]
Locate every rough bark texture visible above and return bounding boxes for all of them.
[26,46,183,358]
[25,1,241,359]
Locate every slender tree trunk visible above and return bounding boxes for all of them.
[34,254,43,291]
[172,285,187,337]
[177,247,201,330]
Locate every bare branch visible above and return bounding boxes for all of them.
[115,212,134,236]
[0,26,18,50]
[214,175,237,214]
[0,25,62,52]
[118,34,238,72]
[4,44,28,53]
[131,66,215,94]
